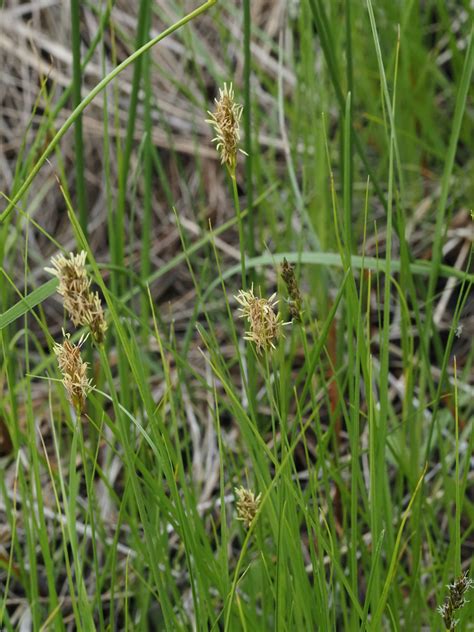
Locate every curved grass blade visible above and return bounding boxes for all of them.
[0,278,57,331]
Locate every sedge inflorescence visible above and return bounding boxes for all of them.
[54,333,92,413]
[206,82,244,172]
[438,571,473,631]
[235,486,261,529]
[235,285,287,354]
[281,258,302,321]
[46,250,107,343]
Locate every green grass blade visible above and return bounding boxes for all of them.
[0,278,58,330]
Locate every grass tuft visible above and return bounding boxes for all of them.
[1,1,473,629]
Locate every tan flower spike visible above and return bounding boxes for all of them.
[235,486,261,529]
[54,333,93,413]
[235,285,288,354]
[46,251,107,343]
[206,82,244,172]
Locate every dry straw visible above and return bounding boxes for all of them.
[46,250,107,343]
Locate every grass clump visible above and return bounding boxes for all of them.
[0,0,473,630]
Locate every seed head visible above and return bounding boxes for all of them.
[281,258,302,321]
[235,486,261,528]
[235,285,287,354]
[46,251,107,343]
[206,82,244,171]
[438,571,473,631]
[54,333,93,413]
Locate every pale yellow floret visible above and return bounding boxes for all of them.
[235,486,262,528]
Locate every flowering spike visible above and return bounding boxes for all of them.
[235,285,288,354]
[438,571,473,631]
[281,258,302,321]
[206,82,244,172]
[46,251,107,343]
[235,486,261,528]
[54,333,93,413]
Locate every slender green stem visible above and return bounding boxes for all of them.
[114,0,150,286]
[243,0,254,267]
[70,0,87,236]
[231,171,246,289]
[454,357,461,577]
[242,0,257,418]
[140,2,153,328]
